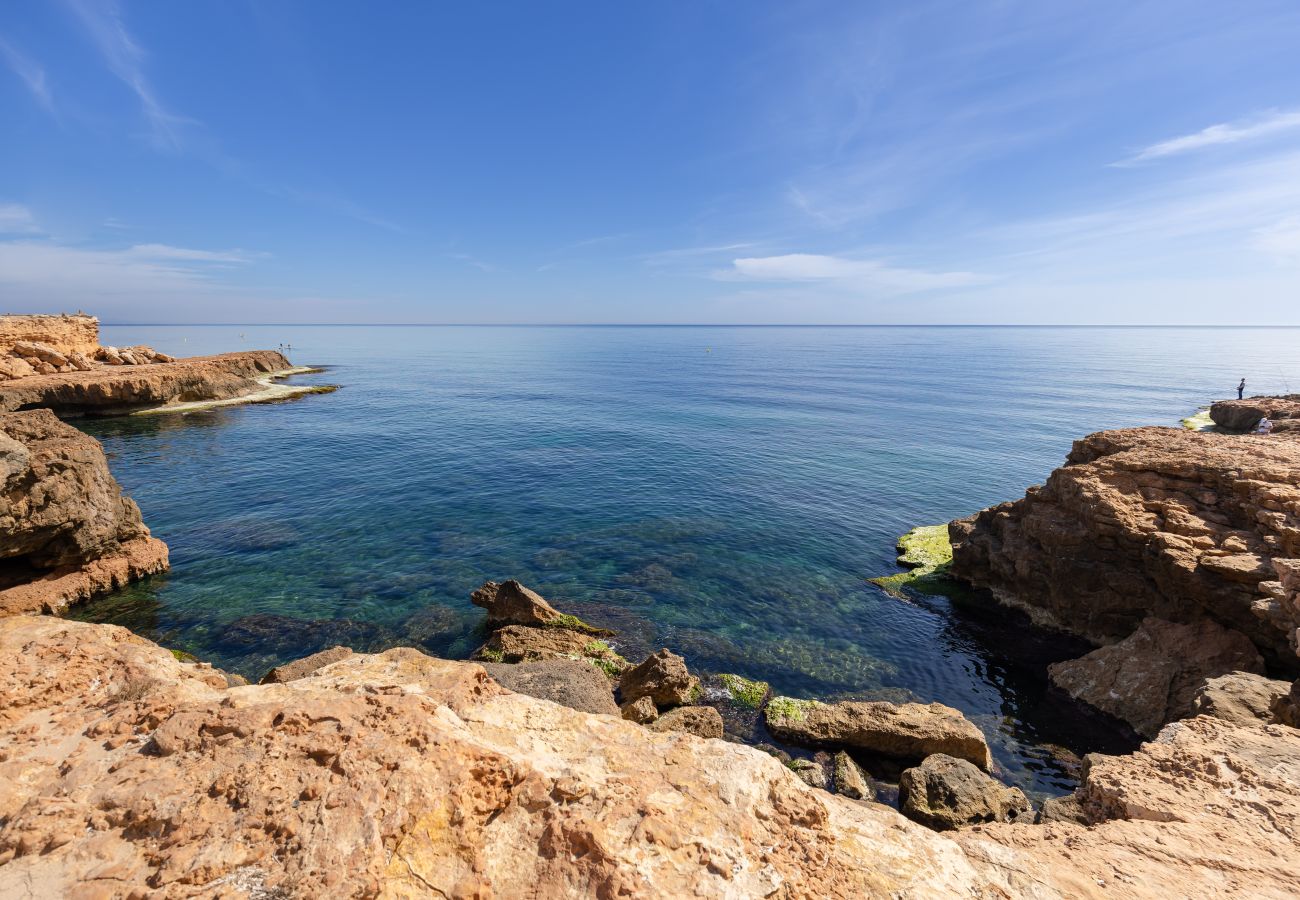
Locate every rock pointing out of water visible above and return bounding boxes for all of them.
[899,754,1030,830]
[618,648,701,709]
[471,579,611,634]
[764,697,993,771]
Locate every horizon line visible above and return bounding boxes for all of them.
[96,322,1300,329]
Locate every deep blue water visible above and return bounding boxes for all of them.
[74,325,1300,798]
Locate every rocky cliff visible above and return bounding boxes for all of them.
[0,409,168,615]
[1210,394,1300,432]
[2,613,1297,899]
[0,313,100,356]
[949,426,1300,671]
[0,350,298,415]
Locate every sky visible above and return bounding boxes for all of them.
[3,1,1300,324]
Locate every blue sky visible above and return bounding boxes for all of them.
[3,1,1300,324]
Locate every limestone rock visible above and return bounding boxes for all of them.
[1191,671,1291,726]
[618,648,701,708]
[481,658,619,716]
[0,313,99,357]
[621,695,658,723]
[789,758,831,790]
[259,645,353,684]
[833,750,875,801]
[765,697,993,770]
[1210,394,1300,432]
[471,579,563,627]
[1271,679,1300,727]
[949,426,1300,668]
[1048,617,1264,737]
[472,623,628,676]
[648,704,723,739]
[0,356,35,380]
[0,409,168,615]
[900,754,1030,830]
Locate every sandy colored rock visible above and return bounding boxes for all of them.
[470,578,566,627]
[833,750,875,801]
[950,426,1300,668]
[258,645,353,684]
[1191,671,1291,726]
[1210,394,1300,432]
[1271,678,1300,726]
[789,758,831,790]
[1048,617,1264,737]
[619,647,701,708]
[0,313,99,356]
[481,658,620,716]
[0,409,168,615]
[899,754,1030,830]
[0,349,295,414]
[0,356,36,380]
[648,704,723,739]
[473,622,628,676]
[765,697,993,770]
[621,695,658,723]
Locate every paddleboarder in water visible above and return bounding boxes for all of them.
[1238,378,1246,400]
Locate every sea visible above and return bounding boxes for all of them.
[73,325,1300,799]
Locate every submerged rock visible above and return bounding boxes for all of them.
[1191,671,1291,726]
[618,648,700,709]
[899,754,1030,830]
[648,705,724,739]
[764,697,993,770]
[481,658,620,716]
[1048,617,1264,737]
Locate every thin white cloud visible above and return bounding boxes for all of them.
[0,241,238,304]
[1253,218,1300,264]
[125,243,258,264]
[0,204,42,235]
[1117,109,1300,166]
[0,37,55,114]
[63,0,192,150]
[448,252,494,272]
[719,253,986,293]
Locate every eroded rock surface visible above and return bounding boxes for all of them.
[0,409,168,615]
[899,754,1030,830]
[1191,670,1291,726]
[950,427,1300,668]
[1047,617,1264,737]
[259,645,353,684]
[619,647,700,709]
[765,698,993,770]
[481,658,621,716]
[648,704,724,738]
[1210,394,1300,432]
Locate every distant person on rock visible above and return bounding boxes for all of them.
[1238,378,1246,400]
[1257,417,1274,435]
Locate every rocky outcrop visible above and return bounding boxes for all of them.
[833,751,876,801]
[0,349,300,414]
[950,427,1300,669]
[472,622,628,673]
[619,648,701,708]
[0,313,99,357]
[259,645,353,684]
[481,658,621,716]
[1270,679,1300,726]
[648,704,724,738]
[0,409,168,615]
[1047,617,1264,737]
[1210,394,1300,432]
[899,754,1030,830]
[1191,671,1291,726]
[765,698,993,770]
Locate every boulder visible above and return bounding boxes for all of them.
[899,754,1031,830]
[764,697,993,770]
[648,705,724,739]
[1271,679,1300,727]
[789,758,831,790]
[1209,394,1300,432]
[949,427,1300,669]
[480,659,619,716]
[620,695,658,723]
[1191,671,1291,726]
[618,648,700,709]
[12,340,68,367]
[259,646,353,684]
[469,579,609,634]
[472,624,628,678]
[1048,617,1264,737]
[833,750,875,801]
[0,357,35,380]
[66,352,94,372]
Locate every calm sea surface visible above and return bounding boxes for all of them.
[75,325,1300,798]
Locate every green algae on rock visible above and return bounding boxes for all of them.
[717,673,771,708]
[765,695,822,725]
[868,524,962,599]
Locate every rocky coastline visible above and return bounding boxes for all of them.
[2,355,1299,896]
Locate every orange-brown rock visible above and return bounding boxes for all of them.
[950,427,1300,669]
[0,349,294,414]
[0,409,168,615]
[899,754,1030,830]
[0,313,99,356]
[1210,394,1300,432]
[259,645,353,684]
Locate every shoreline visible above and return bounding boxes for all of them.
[127,366,338,415]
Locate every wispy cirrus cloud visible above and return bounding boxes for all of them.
[718,253,987,293]
[0,203,43,235]
[0,37,55,115]
[63,0,192,150]
[1116,109,1300,166]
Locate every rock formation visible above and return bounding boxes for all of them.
[648,704,724,738]
[1191,671,1292,726]
[1047,617,1264,737]
[0,409,168,615]
[1210,394,1300,432]
[0,313,99,357]
[764,697,993,770]
[950,426,1300,670]
[899,754,1031,830]
[480,658,621,716]
[618,648,701,708]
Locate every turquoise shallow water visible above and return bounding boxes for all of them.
[74,325,1300,798]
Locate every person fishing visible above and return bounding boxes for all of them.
[1237,378,1246,400]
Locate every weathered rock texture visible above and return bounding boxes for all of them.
[648,705,724,739]
[1191,671,1292,726]
[950,427,1300,669]
[1047,617,1264,737]
[0,313,99,356]
[899,754,1030,830]
[1210,394,1300,433]
[0,409,168,615]
[0,350,294,414]
[619,648,700,709]
[259,645,353,684]
[481,658,621,716]
[0,615,1028,899]
[765,698,993,770]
